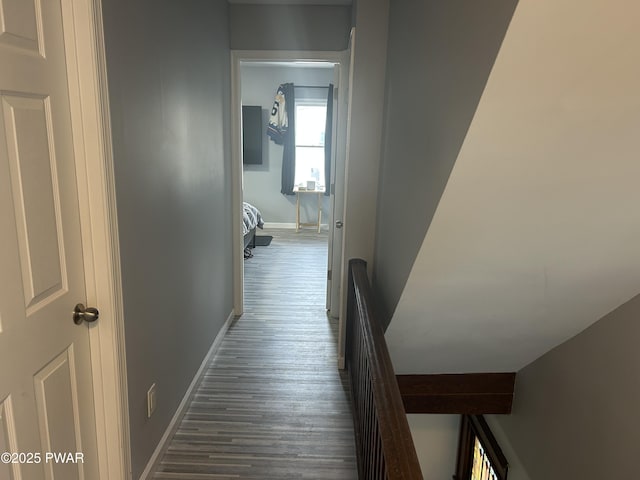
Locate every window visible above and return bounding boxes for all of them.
[454,415,508,480]
[294,101,327,188]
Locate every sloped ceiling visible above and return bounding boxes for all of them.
[373,0,519,327]
[386,0,640,374]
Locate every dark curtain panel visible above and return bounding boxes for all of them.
[280,82,296,195]
[324,84,334,196]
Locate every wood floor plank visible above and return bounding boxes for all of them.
[152,228,357,479]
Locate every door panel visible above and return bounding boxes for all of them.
[34,347,84,480]
[0,0,98,478]
[0,396,19,480]
[0,0,42,54]
[3,94,67,312]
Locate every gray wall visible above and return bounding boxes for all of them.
[372,0,518,325]
[101,1,232,478]
[339,0,389,282]
[241,64,333,225]
[229,4,351,51]
[489,293,640,479]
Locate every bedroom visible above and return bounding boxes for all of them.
[237,58,347,320]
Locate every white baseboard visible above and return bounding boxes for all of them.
[263,222,296,229]
[263,222,330,230]
[138,310,235,480]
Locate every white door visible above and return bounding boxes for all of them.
[327,38,354,320]
[326,59,348,317]
[0,0,99,479]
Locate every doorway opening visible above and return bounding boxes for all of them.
[240,60,334,311]
[242,63,332,250]
[230,52,350,354]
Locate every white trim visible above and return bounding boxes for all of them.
[263,222,297,229]
[337,29,357,370]
[138,311,235,480]
[231,52,244,316]
[231,50,346,320]
[263,222,331,230]
[233,50,344,63]
[327,51,351,319]
[62,1,130,479]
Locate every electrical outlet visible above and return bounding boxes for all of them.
[147,383,157,418]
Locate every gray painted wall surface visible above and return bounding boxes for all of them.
[229,4,351,51]
[101,1,232,478]
[372,0,518,325]
[340,0,389,278]
[489,293,640,479]
[328,0,389,359]
[241,65,333,224]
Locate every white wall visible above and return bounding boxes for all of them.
[407,415,460,480]
[484,416,531,480]
[386,0,640,374]
[407,414,531,480]
[489,293,640,479]
[241,64,334,225]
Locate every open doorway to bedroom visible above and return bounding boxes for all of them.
[231,51,350,349]
[240,60,334,305]
[241,61,333,241]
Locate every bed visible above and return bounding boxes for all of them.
[243,201,264,251]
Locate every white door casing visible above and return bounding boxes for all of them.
[0,0,129,479]
[325,66,339,312]
[61,1,130,478]
[337,28,357,369]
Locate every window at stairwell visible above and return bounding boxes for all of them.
[454,415,509,480]
[294,101,326,189]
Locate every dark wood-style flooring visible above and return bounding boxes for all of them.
[152,228,358,479]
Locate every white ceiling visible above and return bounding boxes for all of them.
[385,0,640,374]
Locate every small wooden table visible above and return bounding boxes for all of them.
[293,186,325,232]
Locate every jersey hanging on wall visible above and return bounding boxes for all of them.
[267,83,289,144]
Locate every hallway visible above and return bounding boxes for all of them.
[151,228,358,479]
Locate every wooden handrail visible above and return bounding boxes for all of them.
[345,259,423,479]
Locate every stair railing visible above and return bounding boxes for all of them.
[346,259,423,479]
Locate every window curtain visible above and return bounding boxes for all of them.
[280,83,296,195]
[324,84,334,196]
